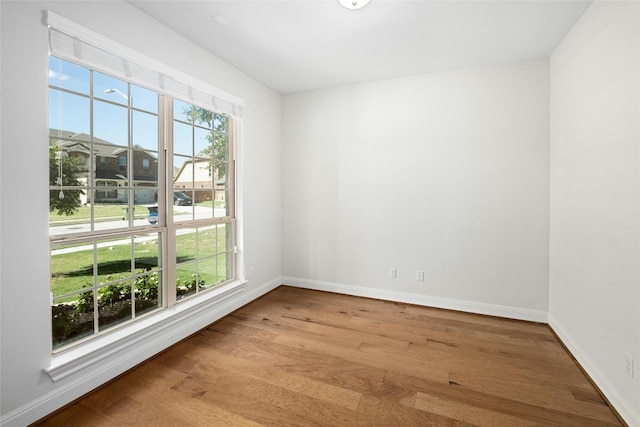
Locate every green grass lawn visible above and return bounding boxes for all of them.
[50,204,192,228]
[50,204,149,224]
[51,226,230,300]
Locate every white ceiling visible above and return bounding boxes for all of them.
[129,0,591,94]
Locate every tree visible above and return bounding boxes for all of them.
[184,106,229,180]
[49,142,84,216]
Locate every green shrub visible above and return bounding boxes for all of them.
[52,270,160,348]
[136,273,159,301]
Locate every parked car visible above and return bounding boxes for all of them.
[153,191,193,206]
[173,191,192,206]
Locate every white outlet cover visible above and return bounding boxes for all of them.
[625,353,634,378]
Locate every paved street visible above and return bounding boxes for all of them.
[50,205,227,255]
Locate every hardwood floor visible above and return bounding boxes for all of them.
[35,286,624,426]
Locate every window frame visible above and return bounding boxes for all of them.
[43,10,246,383]
[49,57,240,353]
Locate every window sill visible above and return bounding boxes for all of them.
[44,279,247,382]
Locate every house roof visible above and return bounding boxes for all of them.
[49,129,157,159]
[173,157,226,185]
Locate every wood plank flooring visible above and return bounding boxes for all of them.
[35,286,624,426]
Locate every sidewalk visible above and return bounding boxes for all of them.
[50,218,222,255]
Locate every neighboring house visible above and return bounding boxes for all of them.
[173,158,226,203]
[49,129,158,204]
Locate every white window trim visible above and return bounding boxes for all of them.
[44,11,248,379]
[44,280,247,382]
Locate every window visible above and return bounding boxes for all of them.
[75,154,87,166]
[96,181,117,200]
[172,101,235,299]
[49,57,236,350]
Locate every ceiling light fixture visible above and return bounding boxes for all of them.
[338,0,370,10]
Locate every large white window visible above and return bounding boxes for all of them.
[49,56,237,350]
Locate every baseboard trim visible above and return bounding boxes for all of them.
[1,277,282,427]
[548,313,638,427]
[281,276,548,323]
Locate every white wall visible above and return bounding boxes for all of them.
[0,1,281,425]
[282,59,550,320]
[549,1,640,425]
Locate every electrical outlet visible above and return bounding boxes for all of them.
[416,270,424,282]
[389,267,397,278]
[625,353,634,378]
[248,267,255,278]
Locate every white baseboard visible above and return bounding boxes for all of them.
[282,276,548,323]
[548,313,639,427]
[0,277,281,427]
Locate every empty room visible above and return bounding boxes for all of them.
[0,0,638,426]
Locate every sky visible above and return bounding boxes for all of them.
[48,56,213,168]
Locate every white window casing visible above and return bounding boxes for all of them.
[44,10,247,380]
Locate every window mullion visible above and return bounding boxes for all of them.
[127,84,134,229]
[90,70,96,233]
[92,241,99,336]
[228,122,237,220]
[162,95,177,307]
[130,235,136,319]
